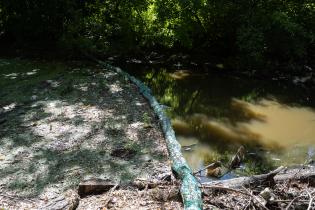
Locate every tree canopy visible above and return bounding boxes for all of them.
[0,0,314,69]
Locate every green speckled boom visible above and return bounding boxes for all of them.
[94,58,203,210]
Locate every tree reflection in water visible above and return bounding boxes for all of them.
[124,65,315,179]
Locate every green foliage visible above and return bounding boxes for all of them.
[237,25,265,68]
[142,112,152,125]
[239,89,260,103]
[234,0,314,68]
[0,0,314,69]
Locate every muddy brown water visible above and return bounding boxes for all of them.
[123,63,315,181]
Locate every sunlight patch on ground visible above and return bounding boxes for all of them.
[28,100,114,151]
[126,122,145,141]
[2,69,39,79]
[2,103,17,112]
[109,83,123,93]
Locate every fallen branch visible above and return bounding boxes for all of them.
[193,161,221,175]
[103,184,119,207]
[203,166,286,188]
[284,190,315,210]
[242,186,269,210]
[78,177,178,197]
[307,190,315,210]
[275,166,315,185]
[202,185,252,196]
[229,146,245,169]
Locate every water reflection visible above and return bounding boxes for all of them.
[177,99,315,148]
[234,99,315,148]
[174,98,315,172]
[123,64,315,176]
[169,70,191,80]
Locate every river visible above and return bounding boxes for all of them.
[123,62,315,181]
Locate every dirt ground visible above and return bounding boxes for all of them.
[0,58,175,209]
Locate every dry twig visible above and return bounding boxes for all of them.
[285,189,315,210]
[193,161,221,175]
[242,186,269,210]
[307,190,314,210]
[202,185,269,210]
[103,184,119,207]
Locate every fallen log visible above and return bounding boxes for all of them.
[78,177,178,197]
[78,178,119,197]
[274,166,315,185]
[202,166,315,188]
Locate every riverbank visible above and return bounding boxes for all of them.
[1,57,314,209]
[1,45,314,84]
[0,58,174,209]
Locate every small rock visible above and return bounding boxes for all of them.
[259,187,276,203]
[107,197,117,208]
[259,187,272,200]
[109,197,117,204]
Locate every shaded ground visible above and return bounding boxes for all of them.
[0,58,172,209]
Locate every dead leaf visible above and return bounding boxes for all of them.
[0,154,5,161]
